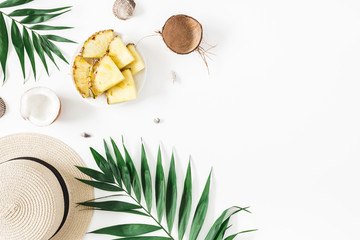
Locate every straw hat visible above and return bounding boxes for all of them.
[0,133,94,240]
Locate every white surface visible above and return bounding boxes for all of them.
[1,0,360,239]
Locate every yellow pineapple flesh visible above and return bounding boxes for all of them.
[126,44,145,75]
[81,30,114,58]
[90,55,125,97]
[107,69,137,104]
[73,55,91,98]
[108,36,135,69]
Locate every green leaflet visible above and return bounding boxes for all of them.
[141,142,152,212]
[78,200,141,211]
[155,146,165,222]
[9,6,72,16]
[104,140,122,187]
[20,10,71,24]
[76,178,122,192]
[204,207,248,240]
[10,20,25,79]
[75,166,113,183]
[178,161,192,240]
[0,0,34,8]
[31,32,48,76]
[166,153,177,233]
[123,142,142,202]
[113,237,171,240]
[22,27,36,80]
[39,35,59,70]
[215,218,230,240]
[90,147,113,181]
[0,12,8,82]
[30,25,72,30]
[43,34,76,43]
[189,170,212,240]
[111,138,132,193]
[41,37,68,64]
[224,229,258,240]
[90,224,161,237]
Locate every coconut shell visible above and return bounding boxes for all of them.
[161,14,203,54]
[0,97,5,118]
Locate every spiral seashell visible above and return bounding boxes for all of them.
[113,0,136,20]
[0,97,6,118]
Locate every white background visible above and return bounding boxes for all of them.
[1,0,360,239]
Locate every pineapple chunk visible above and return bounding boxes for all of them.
[108,36,135,69]
[73,55,91,98]
[107,69,137,104]
[81,30,114,58]
[126,44,145,75]
[90,55,125,97]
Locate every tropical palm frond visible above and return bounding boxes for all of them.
[0,0,75,83]
[76,138,257,239]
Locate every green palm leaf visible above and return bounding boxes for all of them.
[10,20,25,79]
[155,146,165,222]
[22,27,36,79]
[178,161,192,240]
[189,170,212,240]
[224,229,258,240]
[0,12,8,82]
[166,153,177,233]
[76,138,255,240]
[76,166,113,183]
[123,141,142,202]
[0,0,34,8]
[111,138,132,193]
[90,224,161,237]
[141,142,152,212]
[76,178,122,192]
[30,24,72,30]
[9,6,71,16]
[20,10,71,24]
[104,140,122,187]
[31,31,48,75]
[114,237,171,240]
[0,1,73,83]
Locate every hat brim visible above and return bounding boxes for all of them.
[0,133,94,240]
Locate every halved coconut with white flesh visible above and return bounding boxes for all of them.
[80,30,114,58]
[20,87,61,127]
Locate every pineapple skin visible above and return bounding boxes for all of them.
[90,55,125,97]
[107,69,137,104]
[126,44,145,75]
[73,55,91,98]
[81,30,114,58]
[108,36,135,69]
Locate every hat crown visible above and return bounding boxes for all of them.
[0,159,65,240]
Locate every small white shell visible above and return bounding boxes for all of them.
[113,0,136,20]
[154,118,160,124]
[0,97,5,118]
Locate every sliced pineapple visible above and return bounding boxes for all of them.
[107,69,137,104]
[73,55,91,98]
[126,44,145,75]
[90,55,125,97]
[81,30,114,58]
[108,36,135,69]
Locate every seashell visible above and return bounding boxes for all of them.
[0,97,6,118]
[113,0,136,20]
[154,118,160,124]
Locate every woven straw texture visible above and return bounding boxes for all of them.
[0,133,94,240]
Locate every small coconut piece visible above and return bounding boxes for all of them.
[113,0,136,20]
[0,97,6,118]
[20,87,61,127]
[161,14,203,54]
